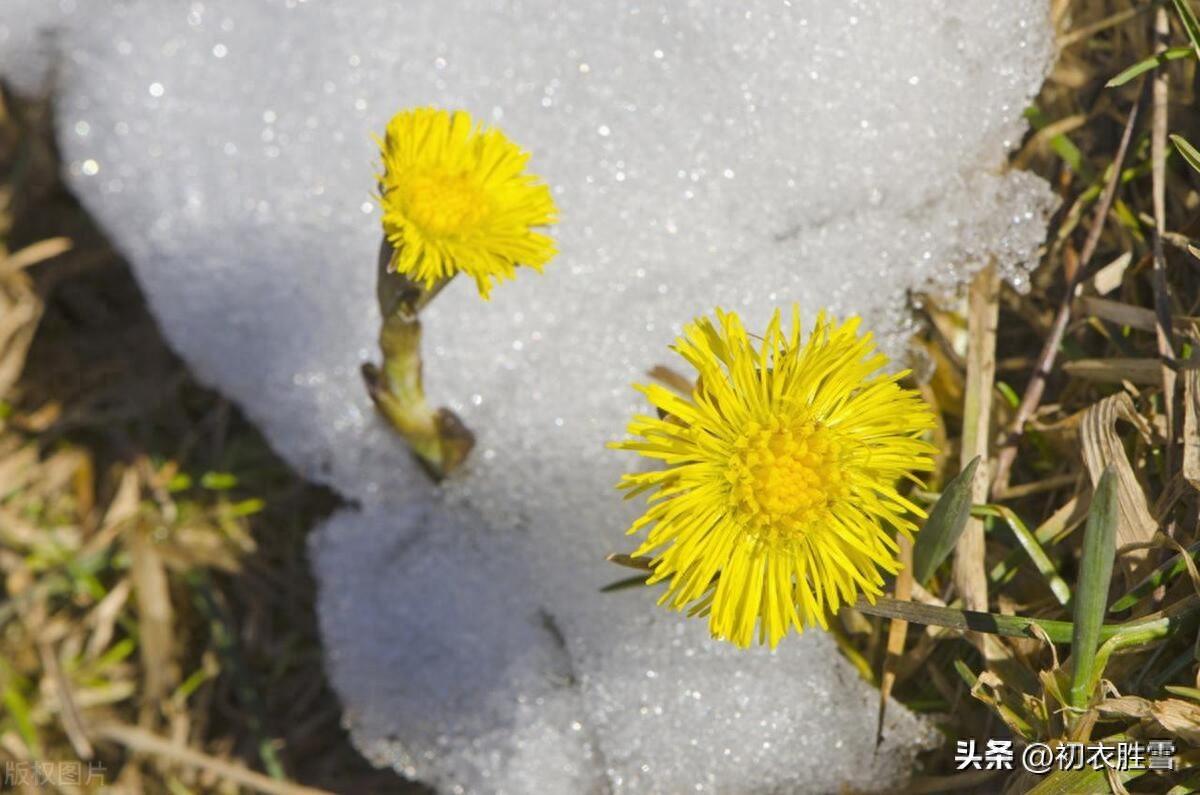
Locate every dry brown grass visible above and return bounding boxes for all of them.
[833,2,1200,792]
[0,88,418,794]
[9,1,1200,793]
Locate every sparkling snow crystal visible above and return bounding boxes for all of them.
[2,0,1056,791]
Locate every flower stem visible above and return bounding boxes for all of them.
[362,240,474,479]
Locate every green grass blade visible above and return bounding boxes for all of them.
[1106,45,1193,87]
[990,496,1084,587]
[850,594,1176,646]
[1110,539,1200,612]
[200,471,238,490]
[1168,774,1200,795]
[952,658,978,688]
[1170,133,1200,174]
[974,504,1072,606]
[1027,758,1144,794]
[1164,684,1200,701]
[912,456,980,584]
[1023,106,1087,176]
[1068,467,1119,708]
[1173,0,1200,57]
[87,637,137,675]
[2,683,43,758]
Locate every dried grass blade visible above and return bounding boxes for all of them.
[1151,8,1179,478]
[1080,393,1158,582]
[129,514,175,708]
[0,264,42,398]
[647,365,694,395]
[36,639,93,759]
[1092,252,1133,295]
[0,237,72,275]
[876,535,914,747]
[1150,698,1200,744]
[1059,5,1151,48]
[954,265,997,613]
[607,553,654,571]
[1063,357,1165,385]
[90,723,332,795]
[1185,367,1200,491]
[1078,296,1182,332]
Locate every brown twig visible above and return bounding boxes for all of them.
[91,723,332,795]
[992,90,1144,493]
[1150,5,1178,478]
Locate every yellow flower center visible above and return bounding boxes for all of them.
[728,419,850,537]
[400,171,488,236]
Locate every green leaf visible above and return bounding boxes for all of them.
[1164,684,1200,701]
[166,472,193,492]
[89,637,137,673]
[996,381,1020,409]
[2,683,42,758]
[952,658,978,688]
[1171,133,1200,175]
[1168,774,1200,795]
[172,665,216,702]
[912,456,980,584]
[1174,0,1200,58]
[200,471,238,490]
[1106,45,1193,87]
[1023,106,1087,176]
[1068,466,1119,709]
[230,497,265,517]
[973,504,1071,606]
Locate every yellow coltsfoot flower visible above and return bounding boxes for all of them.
[365,108,557,478]
[377,107,558,299]
[614,307,936,648]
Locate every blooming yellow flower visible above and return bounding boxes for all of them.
[376,108,558,298]
[614,308,936,648]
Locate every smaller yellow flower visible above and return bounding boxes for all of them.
[613,307,936,648]
[377,107,558,299]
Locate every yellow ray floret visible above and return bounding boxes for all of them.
[613,307,936,648]
[376,107,558,298]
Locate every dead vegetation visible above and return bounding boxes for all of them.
[7,1,1200,793]
[835,1,1200,792]
[0,89,415,793]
